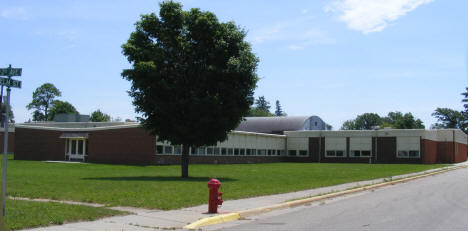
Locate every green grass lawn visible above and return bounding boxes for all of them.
[2,199,124,230]
[0,155,445,210]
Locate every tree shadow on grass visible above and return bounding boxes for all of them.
[81,176,237,182]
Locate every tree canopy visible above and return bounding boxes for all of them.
[48,100,78,121]
[274,100,286,116]
[431,108,465,131]
[26,83,62,121]
[90,109,111,122]
[341,112,425,130]
[121,1,259,177]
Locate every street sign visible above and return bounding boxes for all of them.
[0,68,21,77]
[0,77,21,89]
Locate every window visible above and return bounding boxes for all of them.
[191,147,196,155]
[299,150,308,156]
[156,145,163,154]
[164,146,173,154]
[361,151,371,157]
[409,150,420,158]
[197,147,205,155]
[288,150,297,156]
[246,149,251,155]
[326,150,335,157]
[258,149,266,155]
[397,151,408,158]
[397,137,420,158]
[335,151,344,157]
[174,145,182,155]
[267,150,272,156]
[325,137,346,158]
[213,148,220,155]
[234,148,239,155]
[277,150,282,156]
[350,137,371,158]
[207,147,213,155]
[228,148,233,155]
[221,148,227,155]
[240,149,245,155]
[252,149,257,155]
[71,140,77,154]
[350,150,361,157]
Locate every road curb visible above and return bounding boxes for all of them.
[184,164,467,230]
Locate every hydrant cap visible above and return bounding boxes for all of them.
[208,178,221,187]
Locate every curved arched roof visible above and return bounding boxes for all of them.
[235,116,324,134]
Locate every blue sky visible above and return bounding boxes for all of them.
[0,0,466,129]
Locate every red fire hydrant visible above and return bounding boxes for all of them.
[208,178,223,213]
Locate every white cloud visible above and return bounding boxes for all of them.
[1,7,29,20]
[325,0,433,34]
[249,20,336,50]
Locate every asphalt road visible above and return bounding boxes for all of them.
[210,167,468,231]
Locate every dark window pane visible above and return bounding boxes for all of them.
[213,148,220,155]
[336,151,344,157]
[71,140,77,154]
[299,150,308,156]
[78,140,83,154]
[164,146,173,154]
[207,148,213,155]
[326,150,335,157]
[409,150,419,158]
[361,151,371,157]
[234,148,239,155]
[221,148,227,155]
[240,149,245,155]
[228,148,233,155]
[288,150,297,156]
[246,149,251,155]
[156,145,163,154]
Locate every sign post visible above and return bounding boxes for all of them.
[0,64,21,217]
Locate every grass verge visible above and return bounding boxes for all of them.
[1,199,125,230]
[1,155,446,210]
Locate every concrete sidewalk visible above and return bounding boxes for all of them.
[23,162,467,231]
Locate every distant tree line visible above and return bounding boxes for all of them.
[248,96,286,117]
[341,111,425,130]
[26,83,113,122]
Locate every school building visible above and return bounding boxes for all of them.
[9,116,468,165]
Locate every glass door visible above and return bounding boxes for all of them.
[65,138,87,161]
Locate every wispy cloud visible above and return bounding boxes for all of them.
[249,18,335,51]
[1,7,29,20]
[325,0,433,34]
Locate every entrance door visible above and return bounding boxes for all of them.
[65,139,87,161]
[309,137,320,162]
[376,137,396,163]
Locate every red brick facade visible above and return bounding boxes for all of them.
[87,127,156,165]
[14,128,65,160]
[0,132,15,153]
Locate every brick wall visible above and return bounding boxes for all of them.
[421,139,437,164]
[14,128,65,160]
[88,127,155,165]
[0,132,15,153]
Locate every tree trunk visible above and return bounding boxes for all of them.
[181,145,189,178]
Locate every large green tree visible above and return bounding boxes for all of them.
[90,109,111,122]
[341,111,424,130]
[381,111,424,129]
[248,96,273,117]
[122,1,259,177]
[48,100,78,121]
[431,108,465,130]
[341,113,381,130]
[26,83,61,121]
